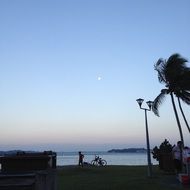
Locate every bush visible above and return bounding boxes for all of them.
[152,139,173,161]
[152,139,174,172]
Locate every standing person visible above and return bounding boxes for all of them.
[183,147,190,174]
[172,141,183,174]
[78,151,84,167]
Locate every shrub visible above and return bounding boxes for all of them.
[152,139,173,161]
[152,139,174,172]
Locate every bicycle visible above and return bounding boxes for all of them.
[91,155,107,166]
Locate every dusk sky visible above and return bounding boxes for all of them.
[0,0,190,151]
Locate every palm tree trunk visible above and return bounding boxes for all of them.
[170,93,184,145]
[177,97,190,133]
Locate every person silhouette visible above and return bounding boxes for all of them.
[78,151,84,167]
[172,141,183,173]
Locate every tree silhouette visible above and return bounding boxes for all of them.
[152,54,190,145]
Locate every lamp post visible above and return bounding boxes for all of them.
[136,98,153,177]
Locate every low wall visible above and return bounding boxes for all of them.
[0,151,56,172]
[0,170,57,190]
[0,151,57,190]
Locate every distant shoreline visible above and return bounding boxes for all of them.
[0,149,149,156]
[107,148,147,153]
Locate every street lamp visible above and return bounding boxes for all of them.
[136,98,153,177]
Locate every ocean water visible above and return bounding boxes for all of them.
[57,151,158,166]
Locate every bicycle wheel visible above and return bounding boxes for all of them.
[100,159,107,166]
[91,160,98,166]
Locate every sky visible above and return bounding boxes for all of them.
[0,0,190,151]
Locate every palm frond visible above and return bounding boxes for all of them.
[179,70,190,90]
[165,54,188,84]
[176,90,190,105]
[154,58,167,84]
[167,53,188,69]
[152,89,168,116]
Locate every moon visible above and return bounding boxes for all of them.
[97,76,102,81]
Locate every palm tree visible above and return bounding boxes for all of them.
[152,54,190,145]
[175,69,190,133]
[153,88,184,144]
[177,97,190,133]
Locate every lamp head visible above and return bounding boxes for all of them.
[146,101,153,110]
[136,98,144,108]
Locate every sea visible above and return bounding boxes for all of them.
[56,151,158,166]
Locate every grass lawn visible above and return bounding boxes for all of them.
[57,165,189,190]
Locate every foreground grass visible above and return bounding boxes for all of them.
[57,165,189,190]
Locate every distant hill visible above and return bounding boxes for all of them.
[108,148,147,153]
